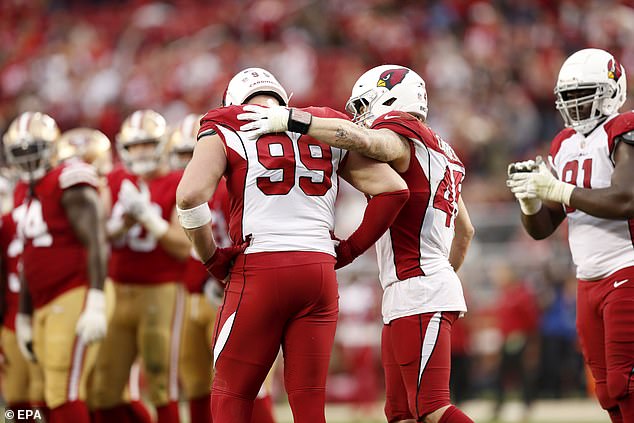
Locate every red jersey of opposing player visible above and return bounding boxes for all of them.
[182,178,231,293]
[13,162,99,308]
[108,166,185,284]
[0,213,21,330]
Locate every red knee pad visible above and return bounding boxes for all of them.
[607,368,634,400]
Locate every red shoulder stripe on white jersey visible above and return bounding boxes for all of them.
[549,128,576,161]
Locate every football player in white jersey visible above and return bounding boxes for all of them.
[507,48,634,423]
[238,65,475,423]
[176,67,410,423]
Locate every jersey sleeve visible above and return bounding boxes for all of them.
[198,106,244,144]
[59,161,99,190]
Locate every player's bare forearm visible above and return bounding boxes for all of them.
[309,117,407,163]
[567,140,634,219]
[62,186,107,290]
[158,210,194,261]
[567,141,634,218]
[520,202,565,240]
[18,271,32,315]
[184,225,217,263]
[568,186,634,219]
[449,198,474,271]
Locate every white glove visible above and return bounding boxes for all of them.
[237,102,290,139]
[118,179,147,216]
[510,157,575,206]
[119,180,168,238]
[506,159,542,215]
[75,289,107,344]
[15,313,35,361]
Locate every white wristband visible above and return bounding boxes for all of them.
[558,183,575,206]
[177,203,212,229]
[519,198,542,215]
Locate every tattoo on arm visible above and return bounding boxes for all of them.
[334,126,357,150]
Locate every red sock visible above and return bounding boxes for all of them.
[251,395,275,423]
[156,401,180,423]
[189,396,211,423]
[129,401,154,423]
[31,403,49,422]
[93,405,134,423]
[438,405,474,423]
[50,400,91,423]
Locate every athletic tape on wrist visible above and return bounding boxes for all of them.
[177,203,213,229]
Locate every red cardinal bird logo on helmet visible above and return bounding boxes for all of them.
[608,58,622,81]
[377,68,409,90]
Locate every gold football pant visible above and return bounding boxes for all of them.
[90,281,185,408]
[1,327,45,405]
[32,286,98,409]
[179,293,216,399]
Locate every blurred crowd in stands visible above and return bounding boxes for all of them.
[2,0,631,410]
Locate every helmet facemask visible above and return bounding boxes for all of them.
[6,139,55,182]
[555,83,613,135]
[346,89,379,127]
[117,138,166,176]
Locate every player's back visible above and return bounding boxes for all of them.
[369,112,465,287]
[199,105,349,256]
[549,111,634,279]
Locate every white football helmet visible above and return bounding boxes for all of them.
[58,128,112,176]
[167,113,200,170]
[116,109,167,175]
[223,68,289,106]
[554,48,627,135]
[345,65,428,127]
[3,112,60,182]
